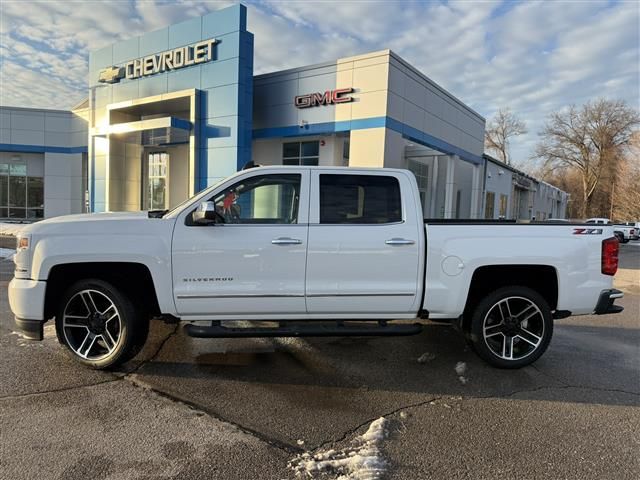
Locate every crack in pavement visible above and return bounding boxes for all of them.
[529,363,640,397]
[0,377,120,401]
[125,374,303,455]
[118,322,180,377]
[310,396,443,452]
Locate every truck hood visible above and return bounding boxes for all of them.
[22,211,174,237]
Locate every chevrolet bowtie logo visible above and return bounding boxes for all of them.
[98,66,124,84]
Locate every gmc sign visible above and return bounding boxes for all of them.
[295,88,354,108]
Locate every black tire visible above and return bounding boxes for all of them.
[469,286,553,369]
[622,238,629,244]
[55,279,148,369]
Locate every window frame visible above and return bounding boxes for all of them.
[282,141,320,166]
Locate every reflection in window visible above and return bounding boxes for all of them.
[208,174,301,224]
[485,192,495,219]
[319,174,402,224]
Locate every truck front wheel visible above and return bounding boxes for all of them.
[469,286,553,369]
[55,279,148,369]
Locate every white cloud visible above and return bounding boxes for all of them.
[0,0,637,164]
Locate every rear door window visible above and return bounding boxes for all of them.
[319,174,402,224]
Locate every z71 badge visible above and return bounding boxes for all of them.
[573,228,603,235]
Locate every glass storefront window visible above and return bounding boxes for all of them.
[8,176,26,207]
[147,152,168,210]
[282,141,319,166]
[9,163,27,176]
[0,160,44,220]
[28,177,44,209]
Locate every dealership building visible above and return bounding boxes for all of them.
[0,3,566,222]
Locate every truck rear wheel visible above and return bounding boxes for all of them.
[55,279,148,369]
[469,286,553,369]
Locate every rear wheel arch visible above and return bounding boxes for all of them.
[461,264,559,331]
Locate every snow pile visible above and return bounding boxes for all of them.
[289,417,389,480]
[0,247,16,260]
[0,222,28,236]
[417,352,436,364]
[455,361,469,385]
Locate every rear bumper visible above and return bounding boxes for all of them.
[8,278,47,340]
[594,288,624,315]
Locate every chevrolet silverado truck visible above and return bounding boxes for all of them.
[8,166,624,369]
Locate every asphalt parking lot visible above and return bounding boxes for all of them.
[0,242,638,479]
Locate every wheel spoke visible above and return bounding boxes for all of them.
[104,313,118,325]
[101,304,116,317]
[484,324,503,338]
[518,327,542,346]
[78,332,96,358]
[496,301,508,321]
[64,315,89,327]
[503,336,514,359]
[81,291,99,314]
[514,303,536,320]
[101,331,117,351]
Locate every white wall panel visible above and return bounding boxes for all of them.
[11,112,45,131]
[11,129,44,145]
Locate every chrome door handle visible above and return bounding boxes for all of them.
[385,238,415,246]
[272,237,302,245]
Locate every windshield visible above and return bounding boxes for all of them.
[162,176,229,219]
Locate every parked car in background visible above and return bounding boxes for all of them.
[618,222,639,240]
[585,218,611,224]
[585,218,634,243]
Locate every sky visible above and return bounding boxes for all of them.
[0,0,638,165]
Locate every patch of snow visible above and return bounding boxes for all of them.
[289,417,389,480]
[417,352,436,364]
[455,361,468,385]
[0,222,28,236]
[399,411,408,419]
[0,247,15,259]
[297,439,305,446]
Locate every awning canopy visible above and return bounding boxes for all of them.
[92,116,192,146]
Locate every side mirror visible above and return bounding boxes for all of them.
[192,201,224,225]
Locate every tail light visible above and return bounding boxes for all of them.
[601,237,619,276]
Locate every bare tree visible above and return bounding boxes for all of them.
[536,99,639,218]
[484,108,528,165]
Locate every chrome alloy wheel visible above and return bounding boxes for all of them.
[482,296,544,361]
[62,289,122,360]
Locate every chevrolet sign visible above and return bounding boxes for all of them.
[98,66,124,84]
[98,38,217,84]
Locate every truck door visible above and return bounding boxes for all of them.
[305,171,421,314]
[172,170,309,316]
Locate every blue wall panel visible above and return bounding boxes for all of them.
[88,4,253,210]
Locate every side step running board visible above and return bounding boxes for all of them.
[184,322,423,338]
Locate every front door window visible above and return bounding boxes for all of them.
[147,152,168,210]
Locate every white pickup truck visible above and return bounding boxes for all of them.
[8,166,624,369]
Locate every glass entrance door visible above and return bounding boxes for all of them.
[146,152,168,210]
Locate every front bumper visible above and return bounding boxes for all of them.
[594,288,624,315]
[8,278,47,340]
